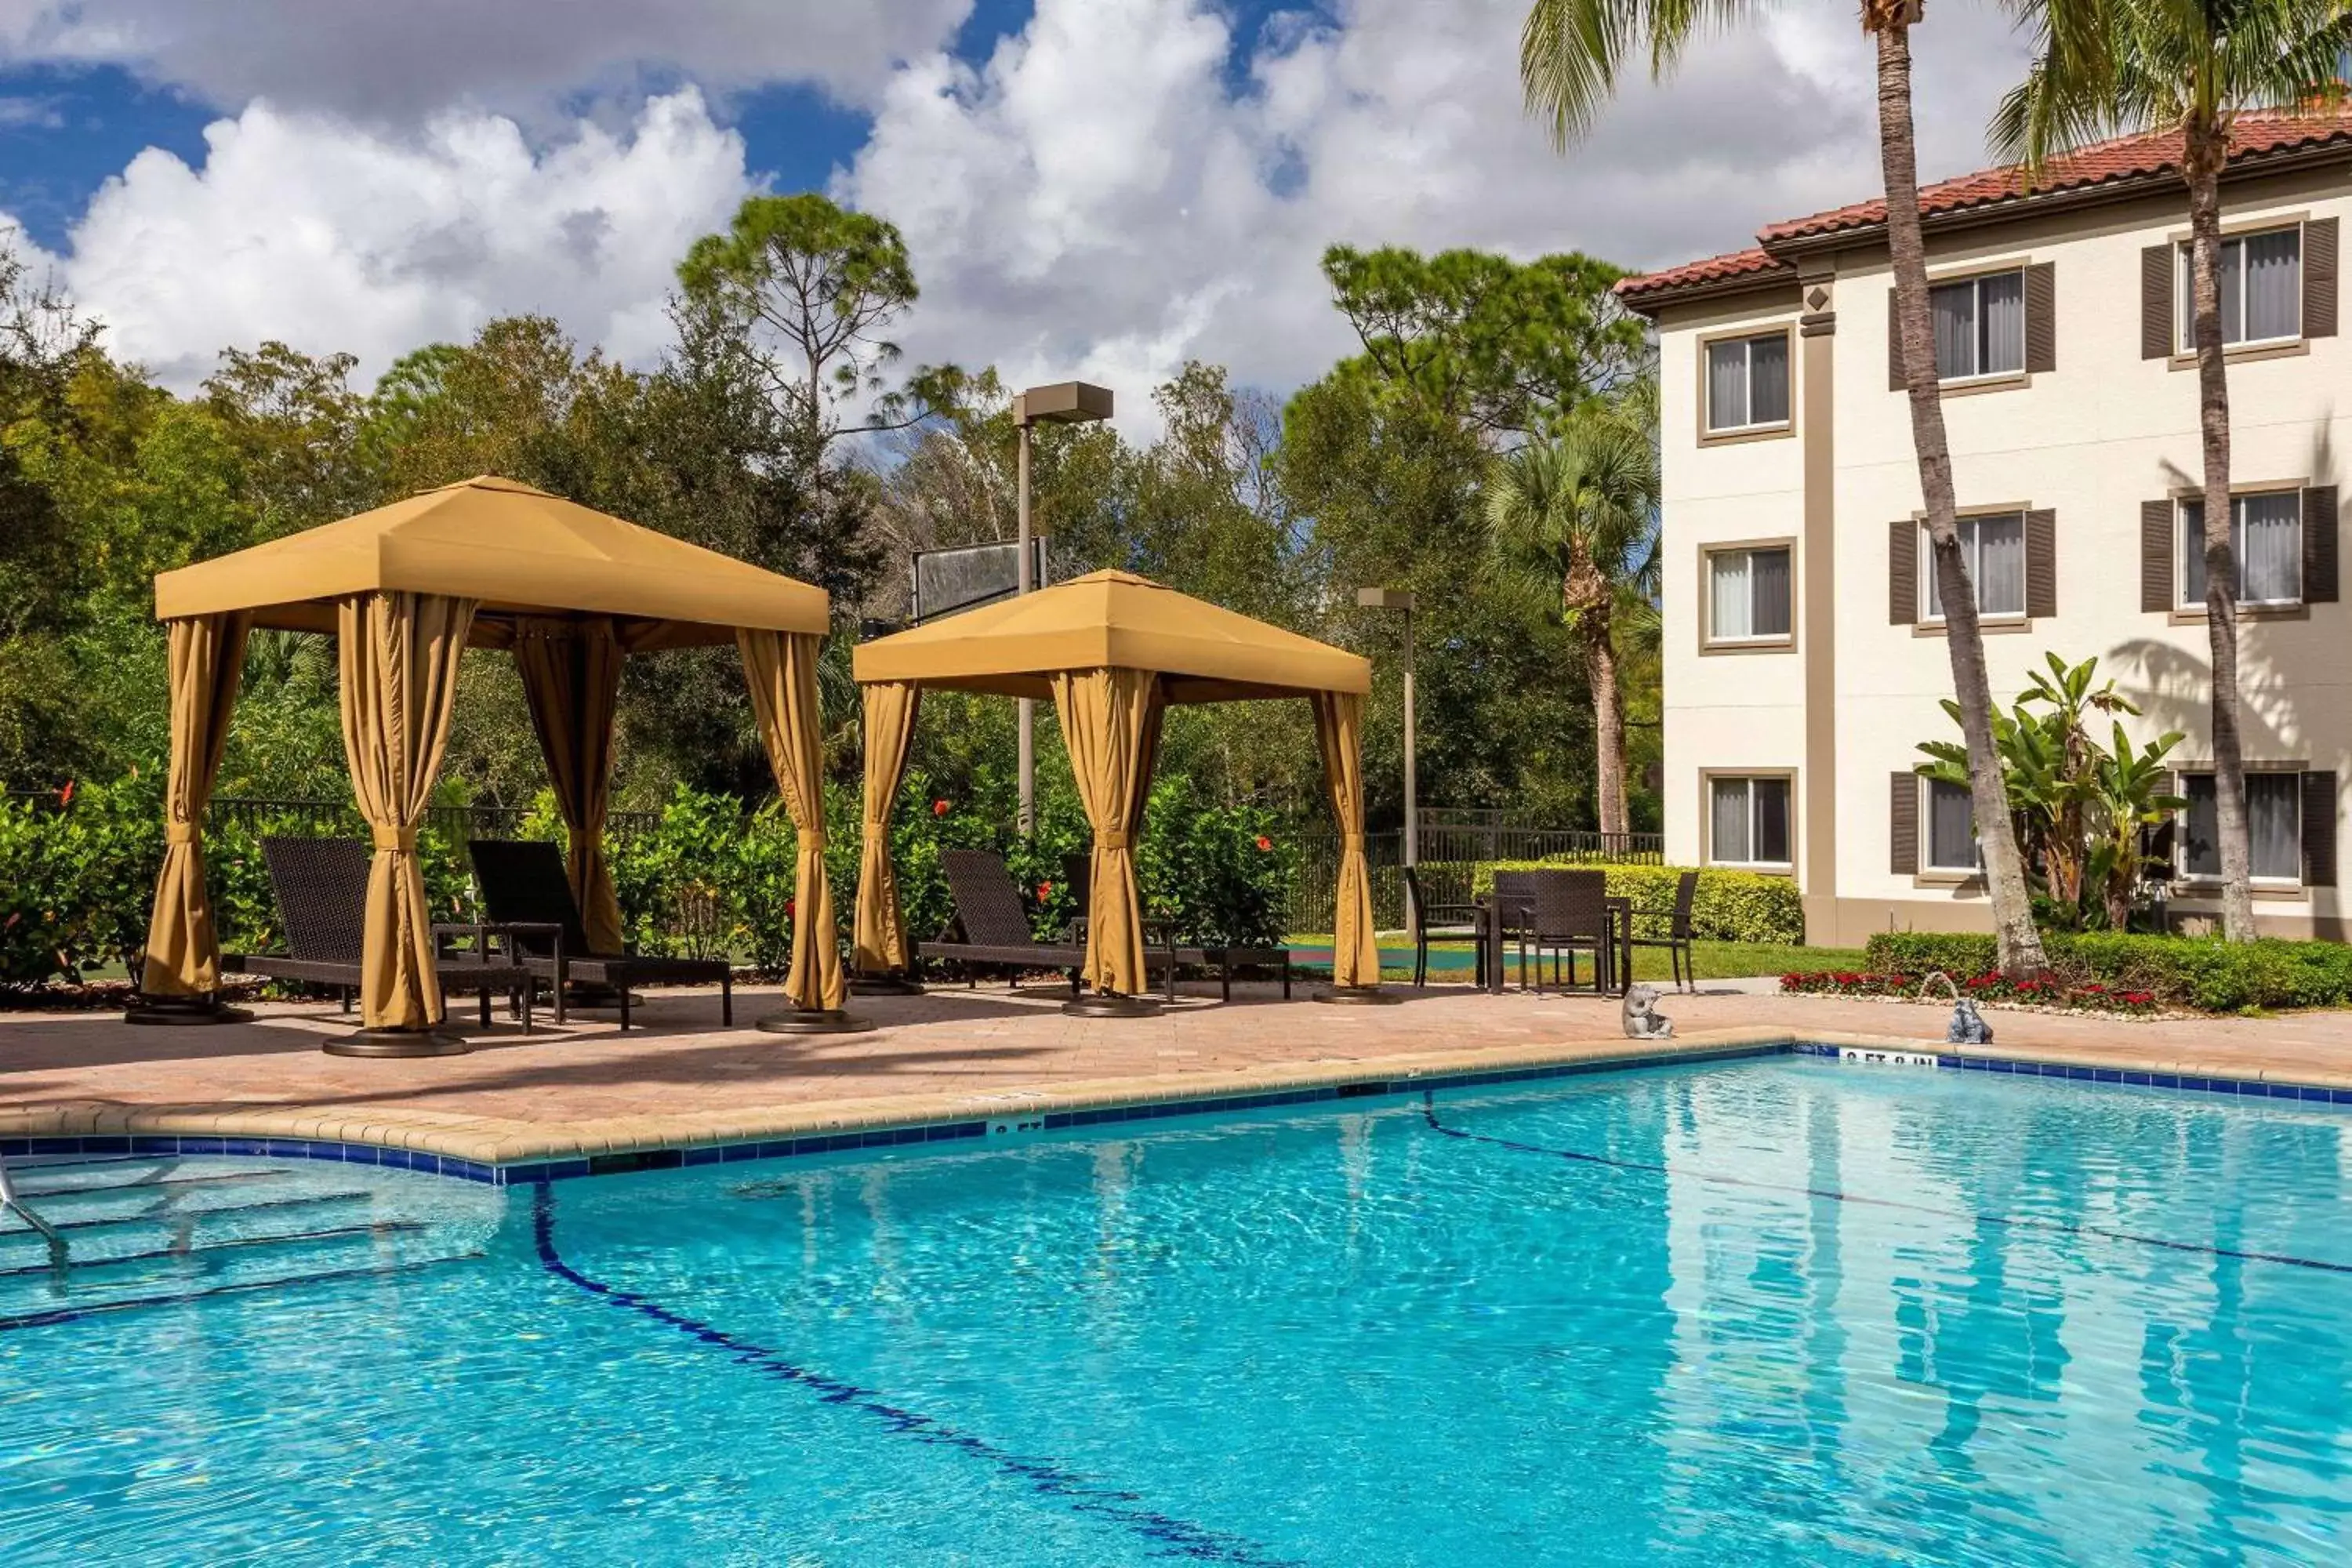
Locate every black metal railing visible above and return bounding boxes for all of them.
[1282,822,1664,932]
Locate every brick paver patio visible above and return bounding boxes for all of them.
[6,981,2351,1167]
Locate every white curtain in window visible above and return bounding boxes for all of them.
[1711,551,1753,639]
[1974,514,2026,615]
[1753,778,1791,864]
[1930,281,1975,378]
[1979,271,2025,374]
[1750,548,1791,637]
[2247,773,2301,880]
[1711,779,1751,863]
[2219,239,2246,343]
[2239,492,2302,602]
[2243,230,2302,343]
[1708,341,1748,429]
[1747,335,1789,425]
[1928,779,1976,869]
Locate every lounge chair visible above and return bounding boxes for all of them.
[1404,866,1486,987]
[466,838,733,1031]
[918,849,1091,993]
[1624,870,1700,993]
[227,837,537,1032]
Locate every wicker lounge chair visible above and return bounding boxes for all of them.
[1624,870,1700,993]
[227,837,537,1032]
[919,849,1092,993]
[466,838,733,1031]
[1404,866,1485,987]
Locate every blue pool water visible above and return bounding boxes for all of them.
[5,1057,2352,1564]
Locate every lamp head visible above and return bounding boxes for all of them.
[1014,382,1114,427]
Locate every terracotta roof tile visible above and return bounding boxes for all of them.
[1619,113,2352,307]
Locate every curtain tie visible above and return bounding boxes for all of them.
[164,820,202,845]
[372,826,419,853]
[1096,829,1131,851]
[1342,833,1366,853]
[797,829,829,851]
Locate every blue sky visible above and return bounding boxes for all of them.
[0,1,2028,410]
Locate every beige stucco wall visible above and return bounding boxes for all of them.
[1657,167,2352,944]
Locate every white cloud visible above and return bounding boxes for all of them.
[47,88,756,389]
[840,0,2035,433]
[0,0,970,118]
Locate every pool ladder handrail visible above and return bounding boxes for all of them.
[0,1150,68,1283]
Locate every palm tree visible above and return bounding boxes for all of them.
[1991,0,2350,942]
[1484,398,1660,837]
[1522,0,2050,977]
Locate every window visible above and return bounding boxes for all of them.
[1923,513,2027,620]
[2181,772,2302,882]
[2180,493,2302,607]
[1925,779,1980,872]
[1930,270,2025,379]
[1705,332,1791,432]
[1710,775,1792,867]
[2177,227,2302,350]
[1708,546,1792,643]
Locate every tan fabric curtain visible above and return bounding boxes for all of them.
[138,612,254,997]
[740,629,846,1011]
[853,681,922,974]
[1312,690,1378,990]
[339,591,478,1030]
[514,617,625,954]
[1052,667,1163,996]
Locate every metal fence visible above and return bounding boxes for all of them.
[1282,823,1664,932]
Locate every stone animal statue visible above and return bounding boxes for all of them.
[1946,996,1994,1045]
[1622,984,1675,1040]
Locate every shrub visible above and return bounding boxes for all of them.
[1470,860,1806,946]
[1780,967,2162,1014]
[1863,929,2352,1014]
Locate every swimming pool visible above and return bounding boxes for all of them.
[5,1055,2350,1564]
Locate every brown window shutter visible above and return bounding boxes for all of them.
[1889,517,1917,624]
[2305,485,2339,603]
[2141,499,2174,611]
[2141,245,2174,359]
[1887,287,1905,390]
[2305,216,2338,338]
[2024,262,2056,373]
[1891,773,1918,877]
[2303,771,2337,887]
[2025,507,2057,618]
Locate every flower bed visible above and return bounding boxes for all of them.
[1779,968,2164,1014]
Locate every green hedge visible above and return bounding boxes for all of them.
[1864,930,2352,1014]
[1469,860,1806,946]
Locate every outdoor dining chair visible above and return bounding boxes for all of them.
[1624,870,1700,993]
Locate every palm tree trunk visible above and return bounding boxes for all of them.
[1587,619,1628,837]
[1875,20,2049,978]
[2186,120,2256,942]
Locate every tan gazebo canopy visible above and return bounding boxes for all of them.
[851,569,1381,1002]
[137,476,847,1050]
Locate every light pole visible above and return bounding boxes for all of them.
[1356,587,1417,866]
[1014,381,1114,834]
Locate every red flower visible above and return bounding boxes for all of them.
[932,799,950,817]
[784,898,797,920]
[1037,881,1054,900]
[57,780,74,805]
[1255,835,1272,852]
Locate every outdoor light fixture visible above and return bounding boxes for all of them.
[1014,381,1114,837]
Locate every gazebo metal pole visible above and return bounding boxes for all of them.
[1017,412,1035,837]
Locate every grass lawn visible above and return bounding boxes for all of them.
[1285,936,1869,985]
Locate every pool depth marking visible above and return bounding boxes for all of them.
[530,1185,1298,1567]
[1418,1092,2352,1276]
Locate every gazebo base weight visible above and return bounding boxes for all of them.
[757,1007,877,1035]
[324,1027,471,1058]
[848,972,925,997]
[1312,986,1399,1006]
[123,993,255,1027]
[1062,993,1162,1019]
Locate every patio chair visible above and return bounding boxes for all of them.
[227,837,537,1033]
[919,849,1091,993]
[1404,866,1485,987]
[466,839,733,1032]
[1498,869,1613,996]
[1624,870,1700,993]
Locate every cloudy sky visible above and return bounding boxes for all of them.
[0,1,2034,419]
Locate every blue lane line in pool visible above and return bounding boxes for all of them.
[530,1186,1296,1567]
[1418,1093,2352,1276]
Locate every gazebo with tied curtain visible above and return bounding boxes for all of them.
[132,475,859,1054]
[851,569,1383,1012]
